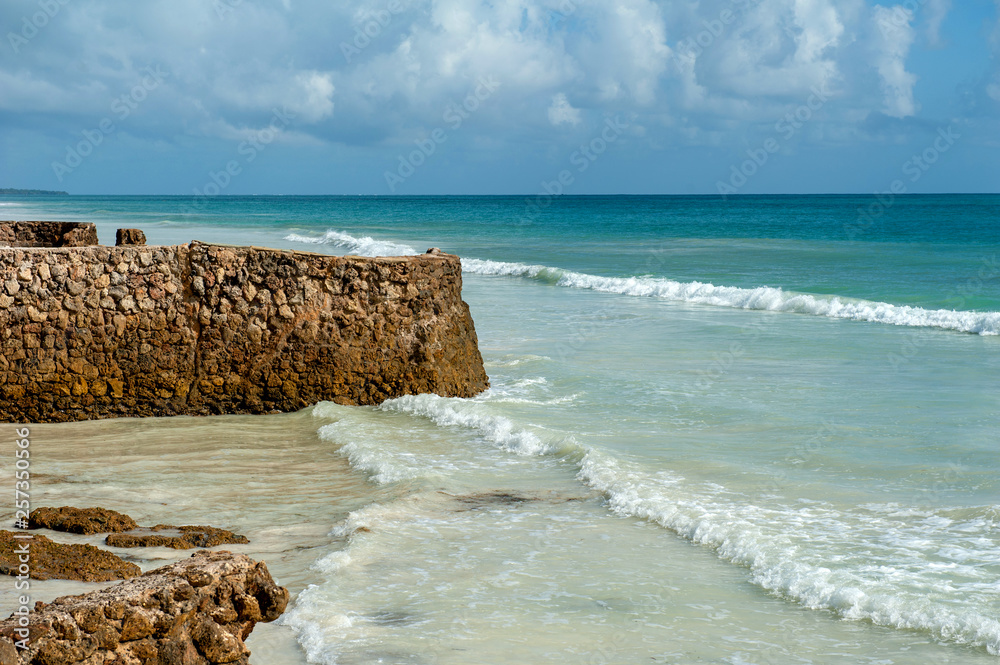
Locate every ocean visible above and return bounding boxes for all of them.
[1,194,998,664]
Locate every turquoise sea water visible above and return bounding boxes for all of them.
[2,194,999,664]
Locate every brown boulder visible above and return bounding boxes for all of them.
[106,525,249,550]
[28,507,138,535]
[0,551,288,665]
[115,228,147,246]
[0,531,140,582]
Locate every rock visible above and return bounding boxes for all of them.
[0,230,490,423]
[426,247,441,255]
[29,507,138,535]
[0,222,98,248]
[0,531,140,582]
[0,550,288,665]
[106,526,249,550]
[115,228,147,246]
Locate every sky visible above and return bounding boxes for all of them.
[0,0,998,195]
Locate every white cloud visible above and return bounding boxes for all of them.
[0,0,988,157]
[871,4,918,118]
[547,93,581,126]
[675,0,845,110]
[925,0,951,47]
[293,72,336,123]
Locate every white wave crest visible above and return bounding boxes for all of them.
[577,448,1000,655]
[463,258,1000,336]
[285,230,418,256]
[379,393,555,456]
[285,230,1000,334]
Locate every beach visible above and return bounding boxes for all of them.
[2,194,999,664]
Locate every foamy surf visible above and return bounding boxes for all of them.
[576,448,1000,655]
[284,230,418,256]
[285,230,1000,335]
[304,395,1000,658]
[378,393,560,456]
[463,257,1000,336]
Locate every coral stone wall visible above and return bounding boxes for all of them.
[0,241,489,423]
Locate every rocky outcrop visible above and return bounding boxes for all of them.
[29,508,137,536]
[0,230,490,423]
[106,527,248,551]
[0,551,288,664]
[28,507,249,553]
[0,531,140,582]
[0,222,98,248]
[115,230,145,247]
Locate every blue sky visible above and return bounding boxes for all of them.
[0,0,998,195]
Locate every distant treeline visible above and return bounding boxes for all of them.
[0,188,69,196]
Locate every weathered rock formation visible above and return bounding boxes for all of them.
[0,531,140,582]
[0,226,489,422]
[0,550,288,664]
[29,508,137,536]
[27,507,249,553]
[106,527,248,551]
[115,230,145,247]
[0,222,98,249]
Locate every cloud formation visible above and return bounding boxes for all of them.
[0,0,997,193]
[871,4,918,118]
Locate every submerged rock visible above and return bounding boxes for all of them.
[28,507,138,535]
[0,531,140,582]
[0,550,289,664]
[106,526,249,550]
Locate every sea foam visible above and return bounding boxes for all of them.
[462,258,1000,336]
[285,230,1000,336]
[576,448,1000,655]
[379,393,557,456]
[285,230,418,257]
[326,390,1000,656]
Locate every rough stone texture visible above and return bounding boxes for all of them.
[0,551,288,664]
[0,222,98,248]
[0,531,140,582]
[29,508,138,536]
[0,239,489,423]
[106,527,249,551]
[115,230,146,247]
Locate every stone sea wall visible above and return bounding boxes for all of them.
[0,232,489,423]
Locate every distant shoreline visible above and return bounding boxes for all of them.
[0,188,69,196]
